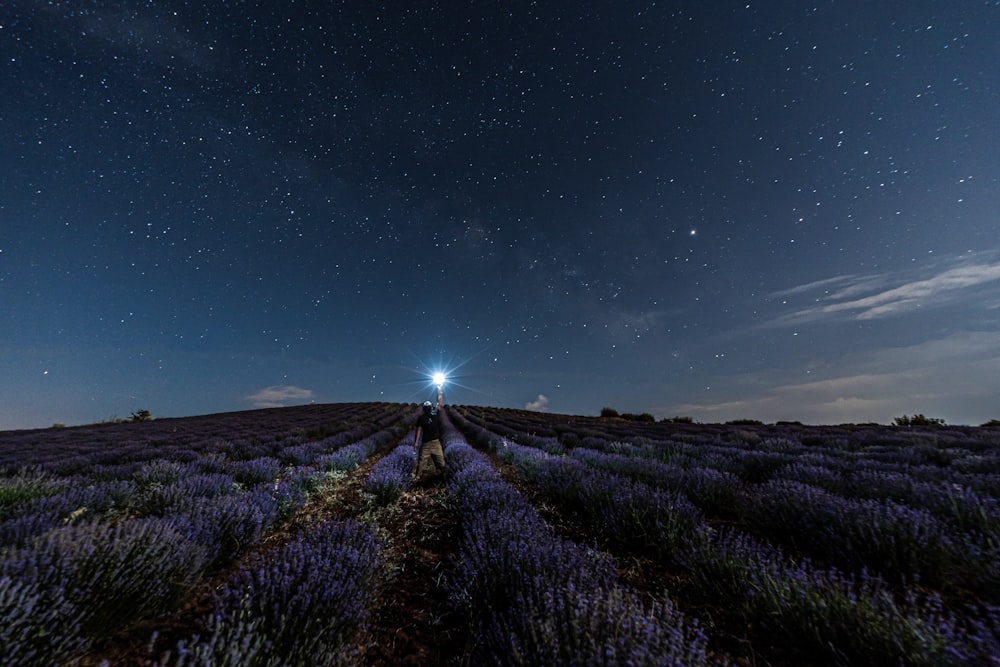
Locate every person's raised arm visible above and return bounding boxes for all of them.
[437,386,443,409]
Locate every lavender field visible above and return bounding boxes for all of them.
[2,402,999,666]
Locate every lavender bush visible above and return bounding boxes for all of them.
[179,489,279,566]
[228,457,282,486]
[316,442,368,472]
[569,447,744,518]
[151,613,272,667]
[277,441,325,466]
[0,480,135,546]
[134,459,188,487]
[362,444,416,505]
[495,582,707,667]
[450,404,1000,665]
[680,466,745,518]
[443,426,709,666]
[743,478,997,594]
[684,529,1000,666]
[0,517,207,638]
[0,576,88,667]
[157,519,385,667]
[0,468,67,514]
[843,468,1000,535]
[265,478,308,523]
[499,439,705,558]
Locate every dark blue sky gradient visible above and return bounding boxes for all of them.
[2,2,999,429]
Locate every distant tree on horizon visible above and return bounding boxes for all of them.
[598,407,657,422]
[662,416,694,424]
[129,409,153,422]
[620,412,656,423]
[893,414,946,427]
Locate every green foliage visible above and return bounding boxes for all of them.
[599,407,656,422]
[129,409,153,422]
[662,416,694,423]
[893,414,946,427]
[981,419,1000,427]
[0,469,64,514]
[726,419,764,426]
[365,480,403,506]
[619,412,656,423]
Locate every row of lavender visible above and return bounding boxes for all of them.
[465,405,1000,480]
[149,427,424,664]
[146,411,707,667]
[564,436,1000,600]
[333,411,711,664]
[457,403,1000,519]
[0,402,408,473]
[437,411,710,666]
[150,519,386,667]
[455,406,1000,595]
[0,403,415,666]
[449,406,1000,666]
[1,404,411,548]
[460,405,1000,463]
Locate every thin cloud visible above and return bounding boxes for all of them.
[668,330,1000,425]
[246,385,314,408]
[769,274,860,299]
[525,394,550,412]
[770,256,1000,324]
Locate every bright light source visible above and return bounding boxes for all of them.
[433,372,446,386]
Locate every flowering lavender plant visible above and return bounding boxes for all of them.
[685,528,1000,665]
[443,422,709,666]
[0,467,67,514]
[316,441,368,472]
[1,517,207,639]
[0,576,89,667]
[362,445,416,505]
[178,489,278,566]
[157,519,384,667]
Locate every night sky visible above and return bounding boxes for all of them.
[3,2,999,430]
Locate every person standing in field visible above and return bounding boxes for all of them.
[413,385,448,483]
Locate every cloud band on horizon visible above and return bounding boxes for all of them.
[245,385,315,408]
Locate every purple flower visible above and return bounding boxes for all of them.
[158,520,384,666]
[362,445,416,504]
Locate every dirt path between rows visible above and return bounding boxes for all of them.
[361,481,466,666]
[80,443,468,666]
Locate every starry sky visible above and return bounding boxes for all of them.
[2,1,999,430]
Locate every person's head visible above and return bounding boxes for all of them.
[422,400,433,414]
